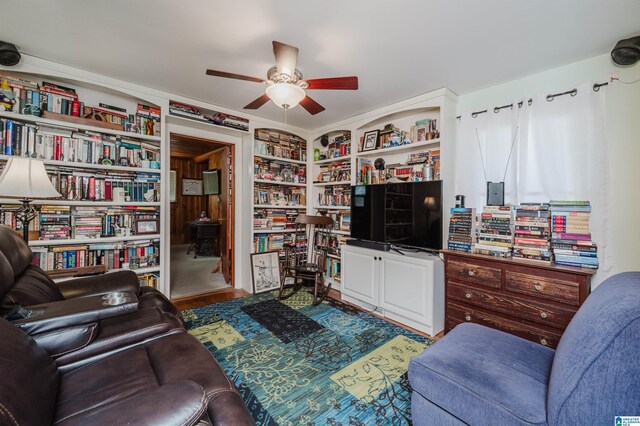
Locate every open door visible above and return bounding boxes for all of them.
[208,145,234,284]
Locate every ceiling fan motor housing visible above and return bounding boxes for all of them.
[611,35,640,66]
[0,42,21,66]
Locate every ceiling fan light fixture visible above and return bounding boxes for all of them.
[266,83,305,109]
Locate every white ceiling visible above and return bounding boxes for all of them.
[1,0,639,130]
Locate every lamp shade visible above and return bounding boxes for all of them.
[0,158,61,199]
[265,83,305,109]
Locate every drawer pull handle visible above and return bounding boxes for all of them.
[465,293,472,299]
[540,312,548,319]
[534,283,542,291]
[465,315,472,321]
[540,338,548,346]
[468,270,477,277]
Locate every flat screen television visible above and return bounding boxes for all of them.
[203,169,221,195]
[350,181,442,250]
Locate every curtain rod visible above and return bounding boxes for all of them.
[456,80,608,119]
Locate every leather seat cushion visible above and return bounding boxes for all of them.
[138,286,183,322]
[55,330,239,423]
[409,323,555,426]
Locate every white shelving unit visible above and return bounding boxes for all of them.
[254,179,306,188]
[0,75,163,288]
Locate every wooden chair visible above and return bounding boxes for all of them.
[278,214,334,305]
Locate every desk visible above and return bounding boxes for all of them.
[186,221,221,258]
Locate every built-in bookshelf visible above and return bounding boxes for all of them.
[252,128,308,255]
[0,72,162,286]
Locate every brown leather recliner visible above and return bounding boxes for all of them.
[0,225,181,321]
[0,316,255,425]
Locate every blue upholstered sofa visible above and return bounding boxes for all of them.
[409,271,640,425]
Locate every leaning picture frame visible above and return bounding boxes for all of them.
[361,130,380,152]
[135,219,159,235]
[169,170,177,202]
[250,250,282,294]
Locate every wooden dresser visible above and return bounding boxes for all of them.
[441,250,595,348]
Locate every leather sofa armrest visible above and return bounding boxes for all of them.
[57,270,140,299]
[13,293,138,335]
[31,323,99,358]
[56,381,209,426]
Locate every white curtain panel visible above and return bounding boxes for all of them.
[455,82,613,278]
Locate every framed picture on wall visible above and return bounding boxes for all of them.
[250,250,282,294]
[170,170,177,202]
[361,130,380,152]
[182,178,203,196]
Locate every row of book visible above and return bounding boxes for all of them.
[254,158,305,183]
[30,239,159,272]
[40,206,71,239]
[254,184,306,207]
[316,132,350,161]
[1,74,160,136]
[253,232,304,253]
[0,118,160,167]
[253,209,300,231]
[314,160,351,183]
[446,201,598,269]
[49,170,160,202]
[326,258,341,283]
[316,185,351,208]
[169,101,249,132]
[138,272,159,289]
[315,231,346,257]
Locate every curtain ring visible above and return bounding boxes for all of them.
[528,98,533,106]
[570,89,577,97]
[593,84,600,92]
[494,106,500,113]
[472,112,478,118]
[546,94,554,102]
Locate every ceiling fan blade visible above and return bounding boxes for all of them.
[305,76,359,90]
[272,41,299,78]
[299,95,325,115]
[244,93,271,110]
[206,69,265,83]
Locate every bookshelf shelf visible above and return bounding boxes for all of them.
[28,234,161,247]
[253,204,306,209]
[356,139,440,158]
[314,205,351,210]
[314,155,351,165]
[254,179,307,187]
[313,181,351,187]
[254,153,306,165]
[252,229,301,234]
[0,199,160,207]
[0,155,161,174]
[167,111,250,135]
[0,110,161,142]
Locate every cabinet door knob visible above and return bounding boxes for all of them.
[468,270,477,277]
[540,312,548,319]
[540,338,548,346]
[534,283,542,291]
[465,293,472,299]
[465,315,472,321]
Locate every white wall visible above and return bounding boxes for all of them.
[456,54,640,281]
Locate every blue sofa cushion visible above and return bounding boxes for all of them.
[548,271,640,425]
[409,323,555,425]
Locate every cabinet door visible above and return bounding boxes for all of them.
[342,248,378,305]
[380,255,433,326]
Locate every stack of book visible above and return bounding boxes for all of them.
[550,201,598,269]
[135,104,161,136]
[72,207,105,239]
[39,206,71,240]
[447,207,476,252]
[513,203,552,263]
[316,185,351,207]
[473,205,513,258]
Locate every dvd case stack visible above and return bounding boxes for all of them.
[550,201,598,269]
[513,203,552,263]
[447,207,476,252]
[39,206,71,240]
[473,205,513,258]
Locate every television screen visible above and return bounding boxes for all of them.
[350,181,443,250]
[203,169,220,195]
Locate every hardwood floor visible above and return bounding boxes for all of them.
[174,286,443,341]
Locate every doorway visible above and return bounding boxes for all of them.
[169,133,234,299]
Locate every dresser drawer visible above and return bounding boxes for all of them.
[447,259,501,289]
[506,271,579,306]
[448,281,577,328]
[447,302,562,348]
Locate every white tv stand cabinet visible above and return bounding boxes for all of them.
[340,244,444,336]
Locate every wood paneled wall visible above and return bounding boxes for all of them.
[170,157,208,244]
[207,148,225,221]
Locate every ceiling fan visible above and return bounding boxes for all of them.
[205,41,358,115]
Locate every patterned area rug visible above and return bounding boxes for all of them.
[183,291,433,426]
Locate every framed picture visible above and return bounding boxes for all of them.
[182,178,203,196]
[135,219,159,235]
[339,214,351,231]
[361,130,380,152]
[169,170,177,202]
[415,125,427,142]
[250,250,282,294]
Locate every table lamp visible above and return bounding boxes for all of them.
[0,158,62,242]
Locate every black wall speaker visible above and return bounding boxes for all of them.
[0,42,21,66]
[320,135,329,147]
[611,36,640,66]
